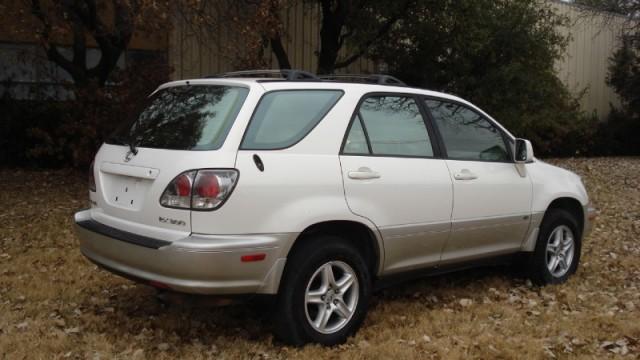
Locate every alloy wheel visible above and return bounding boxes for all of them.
[545,225,575,278]
[304,261,359,334]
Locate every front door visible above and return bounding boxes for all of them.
[423,99,532,264]
[340,94,453,274]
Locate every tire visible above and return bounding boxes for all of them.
[273,235,372,346]
[527,208,582,285]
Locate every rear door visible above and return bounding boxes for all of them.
[339,94,453,274]
[423,98,532,263]
[91,84,249,240]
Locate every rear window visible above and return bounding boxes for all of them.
[108,85,249,150]
[240,90,343,150]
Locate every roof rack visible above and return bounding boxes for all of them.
[207,69,407,86]
[208,69,319,81]
[318,74,406,86]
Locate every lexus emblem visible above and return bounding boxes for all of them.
[124,151,135,162]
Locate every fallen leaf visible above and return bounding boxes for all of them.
[64,327,80,334]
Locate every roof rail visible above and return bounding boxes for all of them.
[318,74,406,86]
[208,69,319,81]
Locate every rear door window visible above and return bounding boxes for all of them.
[108,85,249,150]
[241,90,343,150]
[343,116,370,155]
[345,95,434,157]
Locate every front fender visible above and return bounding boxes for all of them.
[528,160,589,213]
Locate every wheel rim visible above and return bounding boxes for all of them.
[545,225,575,278]
[304,261,359,334]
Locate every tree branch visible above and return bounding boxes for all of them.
[71,19,87,71]
[112,0,136,47]
[334,0,413,69]
[31,0,80,80]
[61,1,88,72]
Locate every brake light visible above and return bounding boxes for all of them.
[175,174,192,196]
[160,169,238,210]
[160,170,195,209]
[195,172,220,198]
[89,160,96,192]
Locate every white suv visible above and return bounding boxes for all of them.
[74,70,595,345]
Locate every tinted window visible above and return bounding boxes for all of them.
[357,96,434,157]
[426,100,509,162]
[108,85,249,150]
[343,117,369,154]
[241,90,343,149]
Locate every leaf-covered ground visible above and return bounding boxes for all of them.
[0,158,639,359]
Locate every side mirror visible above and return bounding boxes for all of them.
[515,138,534,163]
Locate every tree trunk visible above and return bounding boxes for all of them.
[317,31,340,75]
[316,0,345,75]
[271,36,292,69]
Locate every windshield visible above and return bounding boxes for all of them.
[108,85,249,150]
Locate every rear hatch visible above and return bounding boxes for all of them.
[90,84,249,240]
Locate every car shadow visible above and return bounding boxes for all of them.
[82,263,525,348]
[78,282,275,346]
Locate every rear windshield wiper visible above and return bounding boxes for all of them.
[106,133,138,155]
[128,139,138,155]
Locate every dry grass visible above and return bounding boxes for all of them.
[0,158,639,359]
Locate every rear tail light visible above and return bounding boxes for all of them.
[175,173,193,197]
[159,170,196,209]
[160,169,238,210]
[89,160,96,192]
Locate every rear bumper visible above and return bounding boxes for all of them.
[74,210,296,295]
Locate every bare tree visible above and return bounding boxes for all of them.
[26,0,168,88]
[164,0,416,75]
[314,0,414,74]
[574,0,639,37]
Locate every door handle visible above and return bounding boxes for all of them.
[348,167,381,180]
[454,169,478,180]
